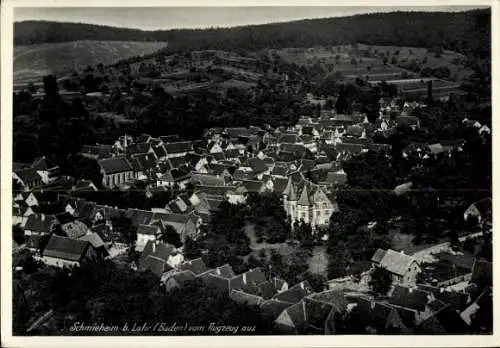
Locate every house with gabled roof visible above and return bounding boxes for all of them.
[230,290,265,306]
[152,144,168,161]
[41,235,97,268]
[164,141,194,159]
[136,224,162,251]
[138,240,180,276]
[13,168,43,190]
[129,153,157,178]
[125,208,154,227]
[274,293,347,334]
[415,303,469,334]
[31,156,60,184]
[24,214,56,236]
[247,158,270,179]
[126,142,154,157]
[79,232,109,258]
[273,280,314,304]
[190,173,225,187]
[157,166,192,189]
[157,213,199,242]
[346,296,412,334]
[175,257,208,275]
[159,135,180,144]
[72,179,98,192]
[98,156,135,188]
[207,141,224,154]
[79,144,113,160]
[165,270,196,291]
[371,249,421,285]
[14,192,39,207]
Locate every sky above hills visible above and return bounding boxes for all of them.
[15,6,482,31]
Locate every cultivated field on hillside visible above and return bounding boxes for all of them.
[14,40,168,84]
[273,44,472,83]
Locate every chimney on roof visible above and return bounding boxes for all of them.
[152,243,156,253]
[243,273,247,284]
[400,250,405,255]
[41,214,45,221]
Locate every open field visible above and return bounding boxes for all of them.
[273,44,471,89]
[14,40,167,84]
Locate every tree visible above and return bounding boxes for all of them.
[368,266,392,297]
[43,74,59,100]
[183,236,201,260]
[327,242,352,279]
[302,272,326,292]
[160,224,182,247]
[432,45,443,58]
[335,86,350,114]
[13,225,25,245]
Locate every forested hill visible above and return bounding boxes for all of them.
[15,9,490,56]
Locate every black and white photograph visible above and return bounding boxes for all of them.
[2,1,496,345]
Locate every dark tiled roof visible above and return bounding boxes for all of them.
[177,258,207,275]
[80,144,112,158]
[24,215,52,234]
[139,256,171,277]
[168,156,188,169]
[278,133,301,144]
[240,180,265,193]
[389,285,429,312]
[435,290,470,312]
[273,281,314,304]
[273,177,289,195]
[335,142,364,155]
[79,232,105,249]
[230,290,265,306]
[125,209,154,227]
[130,153,157,171]
[43,235,90,262]
[14,168,42,184]
[258,281,278,300]
[98,156,133,175]
[168,270,196,287]
[164,141,194,154]
[248,158,268,174]
[310,290,348,312]
[416,305,469,334]
[225,127,255,139]
[260,299,293,320]
[31,157,58,170]
[127,142,152,156]
[153,145,168,159]
[436,252,475,271]
[139,240,176,266]
[160,135,180,143]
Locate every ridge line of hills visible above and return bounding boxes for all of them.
[15,9,490,57]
